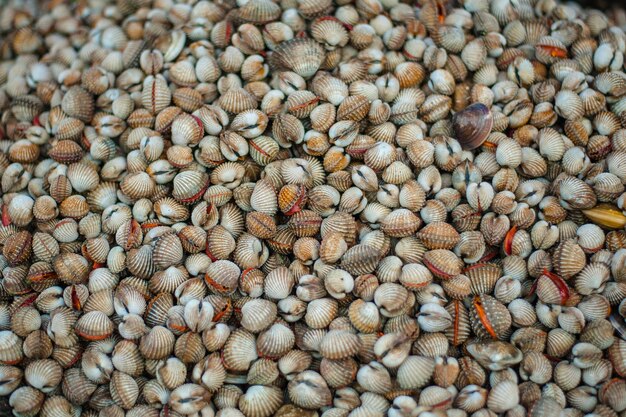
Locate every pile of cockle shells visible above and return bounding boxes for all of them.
[2,0,626,416]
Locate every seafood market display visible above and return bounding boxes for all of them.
[1,0,626,416]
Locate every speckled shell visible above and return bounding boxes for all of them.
[469,294,513,340]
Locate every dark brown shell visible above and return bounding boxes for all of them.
[3,231,32,266]
[452,103,493,150]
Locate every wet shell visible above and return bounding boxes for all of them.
[110,370,139,409]
[0,331,23,365]
[465,263,502,295]
[153,233,184,269]
[236,0,281,24]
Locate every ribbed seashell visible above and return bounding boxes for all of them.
[269,39,325,79]
[110,340,143,379]
[558,176,597,210]
[340,244,380,276]
[74,311,114,341]
[248,179,277,216]
[304,297,337,329]
[24,359,63,393]
[137,75,170,117]
[216,87,258,115]
[238,298,275,335]
[139,325,175,360]
[608,338,626,377]
[464,263,501,295]
[61,368,98,405]
[53,252,89,285]
[284,90,318,120]
[12,94,43,122]
[319,330,361,360]
[396,355,435,389]
[222,328,257,372]
[152,233,184,269]
[170,170,208,205]
[60,86,94,123]
[234,385,282,417]
[231,0,280,23]
[287,209,321,238]
[469,294,512,340]
[271,113,304,147]
[3,230,32,267]
[9,385,45,416]
[287,370,331,409]
[380,208,421,237]
[552,239,586,279]
[247,136,279,166]
[253,322,293,360]
[23,329,53,362]
[486,380,519,413]
[8,138,40,164]
[417,222,461,250]
[153,197,189,224]
[109,370,139,410]
[48,140,84,165]
[465,340,523,372]
[275,184,307,217]
[319,357,356,389]
[580,318,614,350]
[204,260,240,295]
[204,225,236,262]
[422,249,463,280]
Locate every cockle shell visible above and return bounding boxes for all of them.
[417,222,461,250]
[469,294,513,340]
[269,39,326,79]
[0,1,625,415]
[423,249,463,280]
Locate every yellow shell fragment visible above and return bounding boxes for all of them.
[582,204,626,230]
